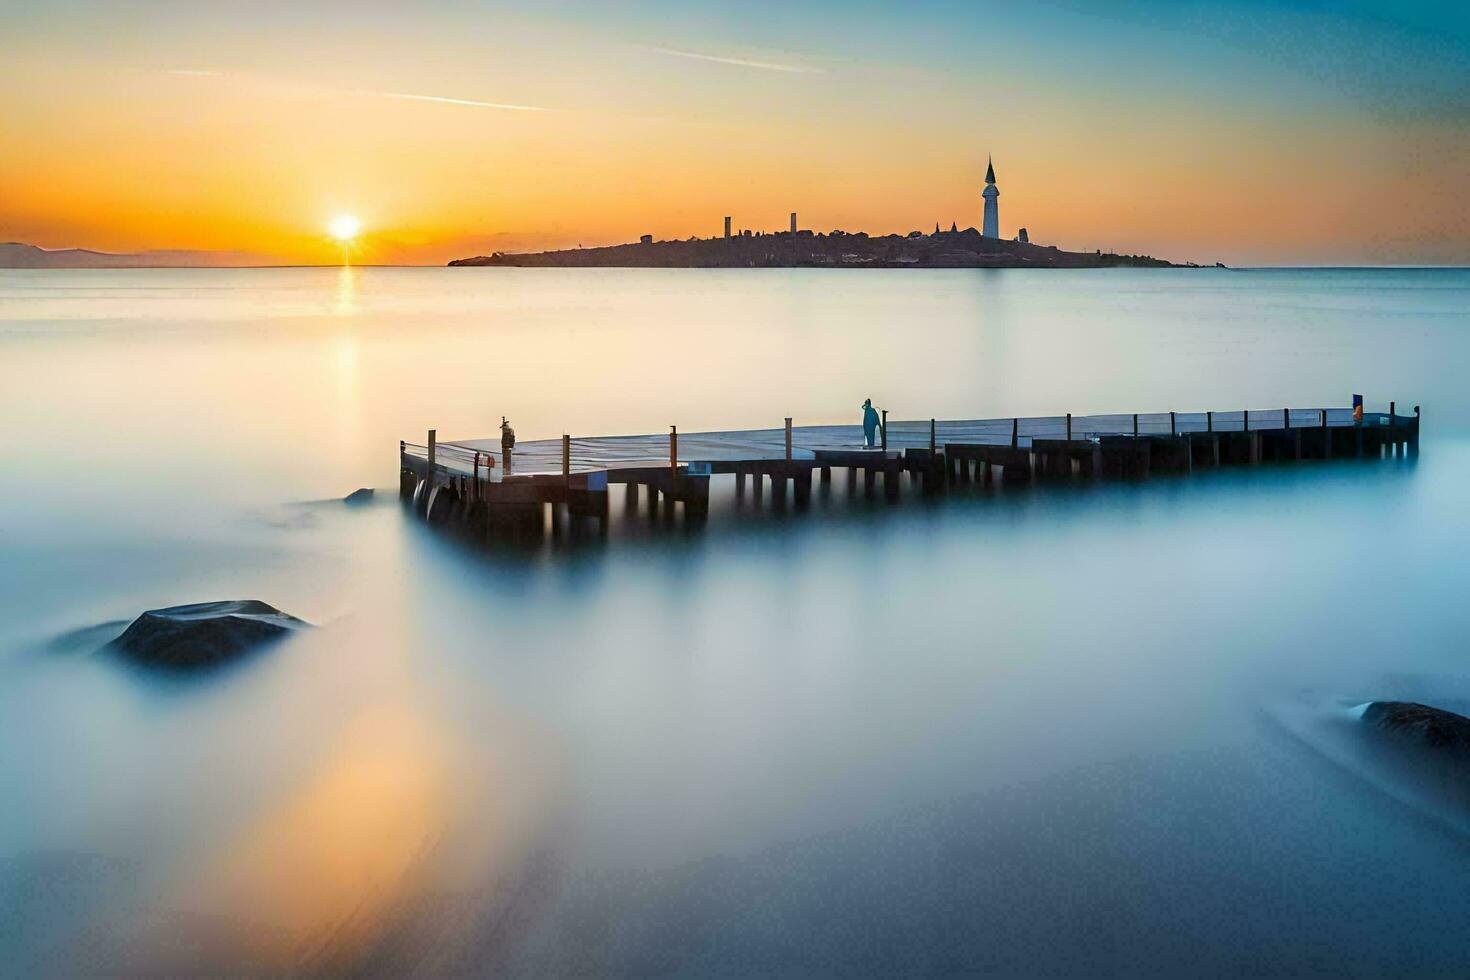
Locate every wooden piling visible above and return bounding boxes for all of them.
[427,429,437,467]
[1012,418,1020,448]
[1170,411,1176,437]
[1066,413,1072,440]
[930,418,936,454]
[562,434,571,481]
[670,426,678,476]
[881,410,888,452]
[1132,413,1138,438]
[1207,411,1213,433]
[785,417,793,461]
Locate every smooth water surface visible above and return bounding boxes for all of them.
[2,267,1469,975]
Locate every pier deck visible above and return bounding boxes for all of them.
[399,404,1420,541]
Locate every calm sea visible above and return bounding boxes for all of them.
[2,267,1469,975]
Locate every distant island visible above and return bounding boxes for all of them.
[452,156,1186,270]
[0,242,272,269]
[449,226,1179,269]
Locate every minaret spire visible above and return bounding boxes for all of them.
[981,154,1000,238]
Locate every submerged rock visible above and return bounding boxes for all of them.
[108,600,310,668]
[1358,701,1470,756]
[344,487,375,505]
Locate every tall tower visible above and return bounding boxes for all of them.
[982,156,1000,238]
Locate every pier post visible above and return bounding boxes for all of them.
[1170,411,1176,437]
[1012,418,1019,448]
[1411,406,1420,456]
[670,425,678,475]
[735,470,746,498]
[428,429,436,467]
[626,481,640,510]
[1132,413,1138,438]
[473,451,480,486]
[562,434,571,481]
[794,471,812,509]
[881,410,888,452]
[1066,413,1072,441]
[819,466,831,485]
[1321,409,1330,458]
[930,418,936,454]
[785,417,793,461]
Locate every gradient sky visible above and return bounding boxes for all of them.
[2,0,1467,265]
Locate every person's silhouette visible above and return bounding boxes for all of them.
[861,398,881,448]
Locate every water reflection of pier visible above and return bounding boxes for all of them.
[399,404,1420,542]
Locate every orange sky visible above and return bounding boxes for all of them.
[3,2,1467,266]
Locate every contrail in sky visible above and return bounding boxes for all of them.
[642,46,824,74]
[354,90,553,112]
[155,70,552,112]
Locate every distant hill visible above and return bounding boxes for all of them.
[0,242,273,269]
[450,228,1181,269]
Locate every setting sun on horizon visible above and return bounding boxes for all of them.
[328,214,362,243]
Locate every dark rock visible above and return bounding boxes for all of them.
[1360,701,1470,756]
[108,600,310,669]
[344,487,375,505]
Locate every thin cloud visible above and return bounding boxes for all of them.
[354,90,553,112]
[154,71,552,112]
[642,46,824,74]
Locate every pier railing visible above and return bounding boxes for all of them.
[402,405,1414,479]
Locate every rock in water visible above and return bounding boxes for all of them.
[344,487,374,505]
[109,600,310,668]
[1359,701,1470,756]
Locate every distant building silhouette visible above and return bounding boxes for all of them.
[724,216,731,240]
[982,155,1000,238]
[640,234,653,244]
[790,212,797,234]
[1016,227,1028,244]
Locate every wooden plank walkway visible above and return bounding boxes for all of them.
[398,402,1420,542]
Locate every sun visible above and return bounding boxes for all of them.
[328,214,361,242]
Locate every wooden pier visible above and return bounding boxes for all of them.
[399,403,1420,543]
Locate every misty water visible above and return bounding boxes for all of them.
[3,267,1469,975]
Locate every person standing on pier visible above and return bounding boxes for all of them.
[862,398,882,448]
